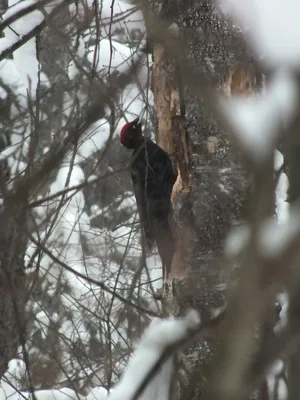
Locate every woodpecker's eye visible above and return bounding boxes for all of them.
[132,124,137,129]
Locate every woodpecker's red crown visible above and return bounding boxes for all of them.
[120,117,141,148]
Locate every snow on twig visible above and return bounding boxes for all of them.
[108,310,200,400]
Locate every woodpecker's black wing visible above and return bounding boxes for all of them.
[131,139,176,257]
[132,140,176,200]
[131,165,155,250]
[144,140,176,200]
[141,140,176,277]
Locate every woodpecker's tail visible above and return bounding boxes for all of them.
[144,226,155,252]
[154,213,175,280]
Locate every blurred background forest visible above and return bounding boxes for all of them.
[0,0,160,393]
[0,1,299,400]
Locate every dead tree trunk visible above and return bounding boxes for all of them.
[151,40,191,282]
[148,0,269,398]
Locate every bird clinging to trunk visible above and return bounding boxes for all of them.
[120,117,176,279]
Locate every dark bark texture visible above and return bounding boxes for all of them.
[149,0,262,398]
[0,0,29,374]
[0,2,72,384]
[0,131,27,379]
[283,112,300,400]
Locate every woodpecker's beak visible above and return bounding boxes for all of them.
[131,117,142,130]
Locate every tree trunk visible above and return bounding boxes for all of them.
[149,0,267,398]
[0,2,72,382]
[0,138,27,379]
[283,114,300,400]
[0,0,29,372]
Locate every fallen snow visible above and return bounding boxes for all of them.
[0,360,89,400]
[0,310,199,400]
[0,59,27,107]
[108,311,200,400]
[75,119,111,163]
[69,0,145,36]
[86,387,108,400]
[5,387,86,400]
[88,39,133,76]
[100,0,145,35]
[0,0,158,389]
[1,0,43,93]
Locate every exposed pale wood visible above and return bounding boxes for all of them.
[224,63,260,97]
[151,42,191,281]
[151,43,190,193]
[172,116,190,192]
[151,44,174,163]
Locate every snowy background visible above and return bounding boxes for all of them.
[0,0,165,396]
[0,0,297,399]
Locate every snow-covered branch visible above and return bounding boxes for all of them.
[108,311,200,400]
